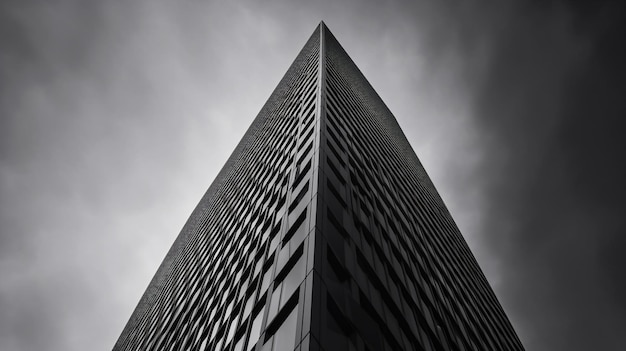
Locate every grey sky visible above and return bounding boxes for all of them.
[1,0,625,350]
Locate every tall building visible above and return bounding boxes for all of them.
[114,22,524,351]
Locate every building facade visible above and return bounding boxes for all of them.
[114,22,524,351]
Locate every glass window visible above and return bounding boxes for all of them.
[254,256,264,277]
[198,338,208,351]
[260,265,273,294]
[267,286,282,323]
[275,245,290,275]
[269,230,281,254]
[283,209,307,246]
[326,300,351,350]
[288,180,309,213]
[272,305,298,351]
[238,280,249,301]
[243,293,255,320]
[281,257,305,303]
[233,335,245,351]
[226,315,239,345]
[214,336,224,351]
[224,300,234,318]
[247,306,265,351]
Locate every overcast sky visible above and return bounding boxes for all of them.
[1,0,625,350]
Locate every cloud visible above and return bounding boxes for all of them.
[2,1,624,351]
[437,1,626,349]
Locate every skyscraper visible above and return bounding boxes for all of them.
[114,22,524,351]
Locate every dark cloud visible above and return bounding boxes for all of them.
[441,1,626,349]
[1,1,624,350]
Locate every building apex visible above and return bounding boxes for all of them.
[318,20,329,33]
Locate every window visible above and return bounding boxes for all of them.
[288,180,309,213]
[243,293,256,321]
[271,304,298,350]
[326,294,354,350]
[282,208,307,246]
[226,315,239,345]
[264,293,299,351]
[292,159,311,189]
[260,260,274,294]
[233,335,245,351]
[268,248,305,323]
[247,304,266,351]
